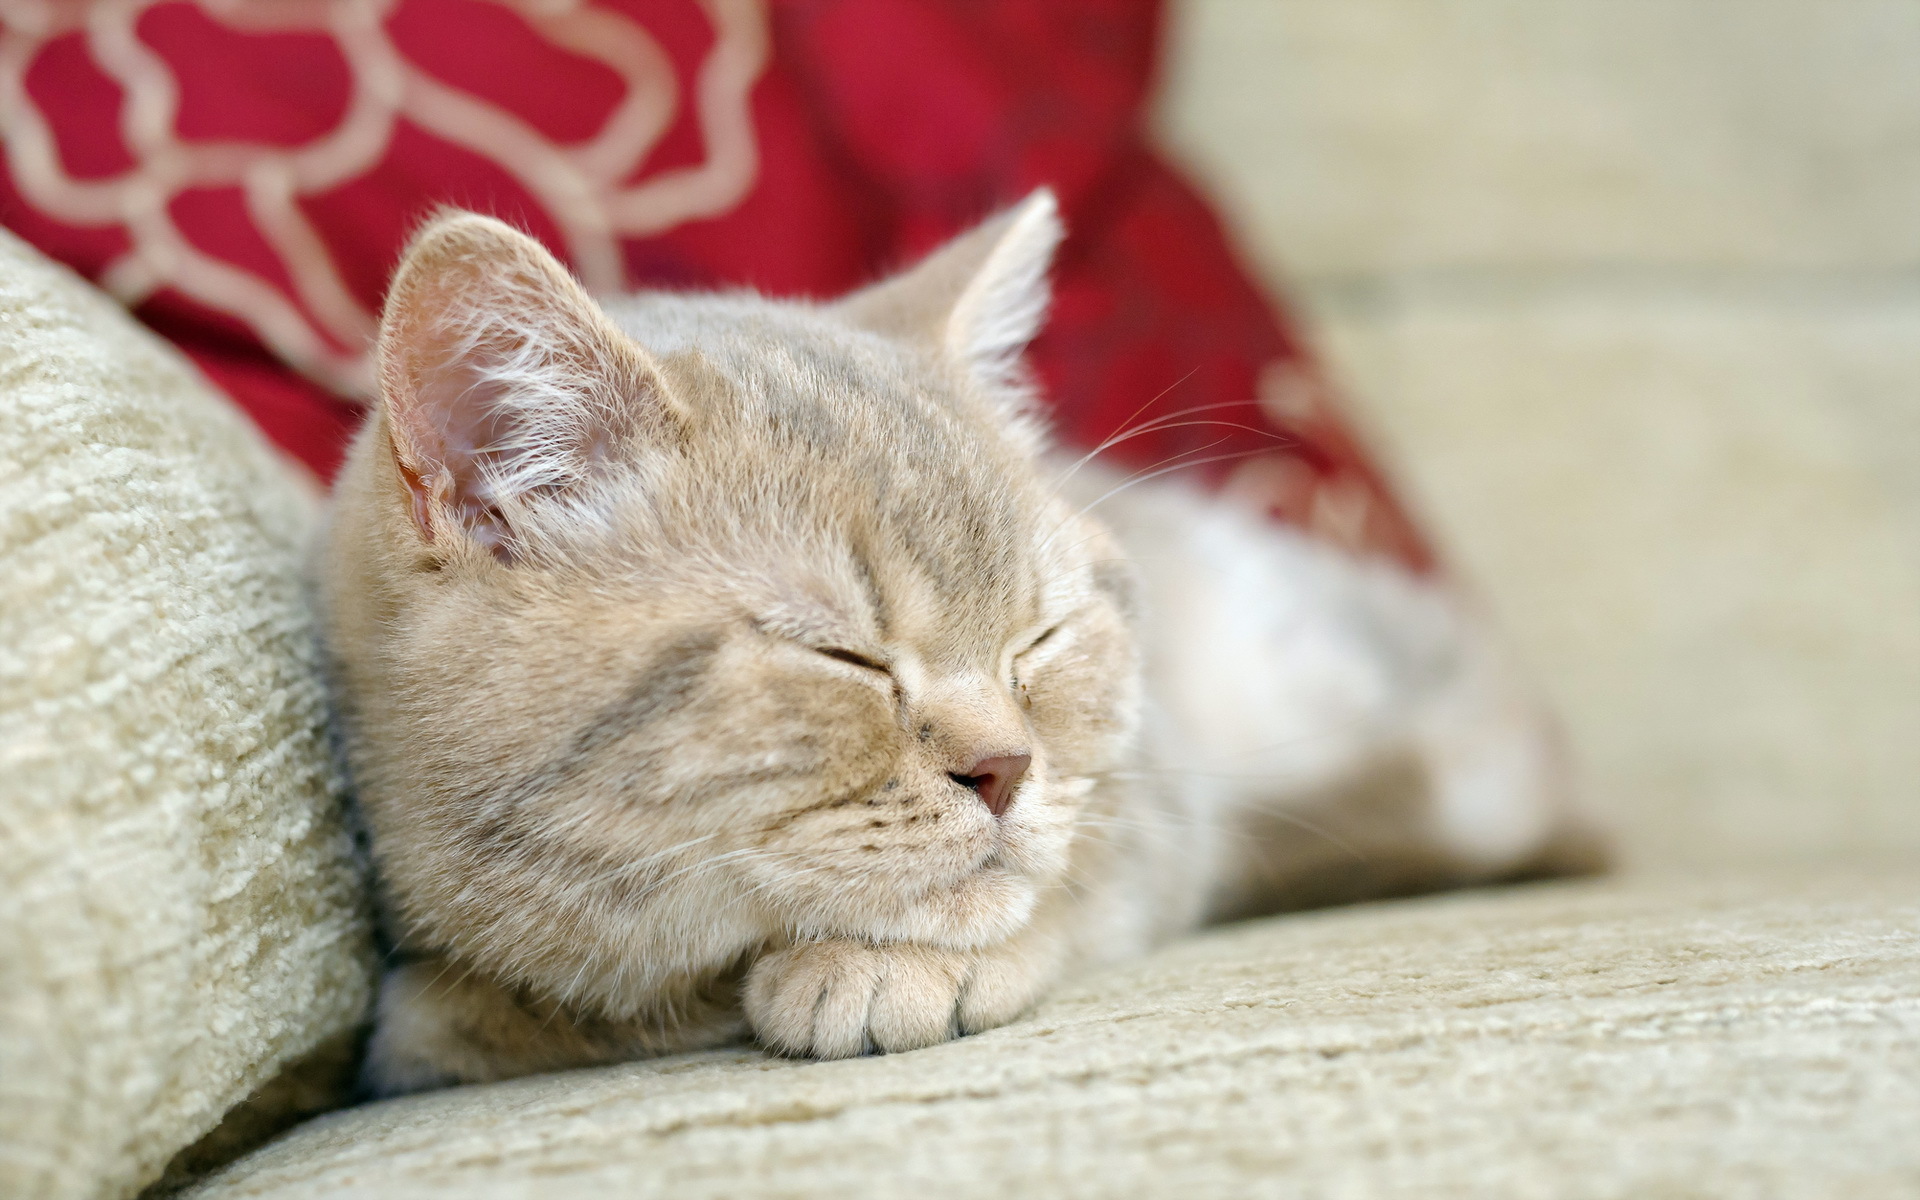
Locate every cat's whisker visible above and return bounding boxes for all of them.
[1057,417,1290,488]
[1048,405,1282,502]
[611,845,779,904]
[1102,711,1420,766]
[1034,426,1293,570]
[415,953,468,1001]
[1048,369,1204,489]
[1072,807,1370,866]
[543,956,603,1033]
[1064,444,1277,531]
[574,831,728,892]
[1037,429,1293,563]
[1034,435,1238,560]
[1049,392,1302,511]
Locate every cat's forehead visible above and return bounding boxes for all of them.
[611,292,946,415]
[604,290,873,364]
[599,290,1052,643]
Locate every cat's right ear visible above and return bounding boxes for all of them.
[376,211,674,563]
[834,189,1063,392]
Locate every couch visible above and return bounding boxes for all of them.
[9,4,1920,1187]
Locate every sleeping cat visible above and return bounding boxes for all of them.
[317,191,1602,1095]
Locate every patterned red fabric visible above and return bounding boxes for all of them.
[0,0,1430,569]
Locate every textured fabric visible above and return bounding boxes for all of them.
[184,865,1920,1199]
[0,0,1429,568]
[0,227,376,1200]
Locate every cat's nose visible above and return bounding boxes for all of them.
[951,753,1031,818]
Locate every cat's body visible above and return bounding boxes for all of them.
[318,194,1599,1095]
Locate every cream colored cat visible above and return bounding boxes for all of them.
[317,192,1601,1096]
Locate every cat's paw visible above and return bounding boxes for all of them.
[361,960,484,1097]
[744,939,1039,1058]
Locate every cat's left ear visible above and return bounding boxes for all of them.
[376,211,677,564]
[835,189,1064,393]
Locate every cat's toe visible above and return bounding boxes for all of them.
[745,940,876,1057]
[954,949,1041,1034]
[865,945,968,1052]
[745,940,967,1058]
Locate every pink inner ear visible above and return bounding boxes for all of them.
[377,215,663,564]
[394,353,522,562]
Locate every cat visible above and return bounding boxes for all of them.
[316,191,1603,1095]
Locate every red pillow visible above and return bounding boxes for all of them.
[0,0,1429,570]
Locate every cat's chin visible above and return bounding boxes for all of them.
[886,866,1038,948]
[796,866,1037,951]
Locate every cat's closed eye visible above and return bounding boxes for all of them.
[815,645,891,675]
[1008,623,1064,702]
[1017,624,1062,657]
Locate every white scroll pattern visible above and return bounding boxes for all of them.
[0,0,767,397]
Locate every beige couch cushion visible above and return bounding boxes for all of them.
[0,229,376,1200]
[186,866,1919,1199]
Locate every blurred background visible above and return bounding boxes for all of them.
[1156,0,1920,870]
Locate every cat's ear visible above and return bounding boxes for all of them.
[376,211,672,563]
[836,189,1063,389]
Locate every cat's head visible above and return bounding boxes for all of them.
[323,192,1140,1015]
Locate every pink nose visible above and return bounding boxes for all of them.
[952,753,1031,818]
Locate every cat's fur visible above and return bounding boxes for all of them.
[318,192,1602,1095]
